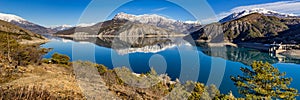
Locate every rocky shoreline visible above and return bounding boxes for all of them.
[280,50,300,59]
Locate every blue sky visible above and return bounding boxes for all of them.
[0,0,299,26]
[207,0,284,14]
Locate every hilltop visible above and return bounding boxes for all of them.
[192,13,300,44]
[0,20,48,44]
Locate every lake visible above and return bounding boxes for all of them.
[41,36,300,98]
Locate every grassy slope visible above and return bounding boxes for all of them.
[0,64,84,99]
[195,13,300,44]
[0,20,45,40]
[222,13,289,43]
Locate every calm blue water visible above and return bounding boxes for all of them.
[41,37,300,98]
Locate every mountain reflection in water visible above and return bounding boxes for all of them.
[61,36,300,66]
[198,43,300,66]
[65,36,192,55]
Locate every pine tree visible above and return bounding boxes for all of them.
[231,61,298,99]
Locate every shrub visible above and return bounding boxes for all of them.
[95,64,108,75]
[50,53,70,65]
[218,91,236,100]
[188,82,205,100]
[164,84,190,99]
[187,82,223,100]
[21,35,32,40]
[41,58,51,64]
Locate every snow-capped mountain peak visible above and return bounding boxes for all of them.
[113,12,201,25]
[50,24,73,31]
[0,12,54,34]
[113,12,177,23]
[0,12,26,22]
[113,12,201,34]
[219,8,298,23]
[50,24,72,28]
[76,23,96,27]
[184,20,201,25]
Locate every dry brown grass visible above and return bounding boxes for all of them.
[100,67,175,100]
[0,85,58,100]
[0,63,85,99]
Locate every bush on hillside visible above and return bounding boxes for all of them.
[42,53,71,65]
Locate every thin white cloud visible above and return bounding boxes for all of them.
[202,0,300,23]
[48,24,73,28]
[152,7,168,12]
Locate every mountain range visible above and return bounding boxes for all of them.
[4,8,296,45]
[49,25,73,32]
[219,8,299,23]
[0,13,55,34]
[100,22,181,37]
[56,9,300,44]
[56,12,202,36]
[114,12,201,34]
[191,8,300,44]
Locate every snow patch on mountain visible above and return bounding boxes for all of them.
[184,20,201,25]
[50,25,73,31]
[0,12,26,22]
[0,12,54,34]
[219,8,298,23]
[114,12,177,23]
[76,23,96,27]
[114,12,200,25]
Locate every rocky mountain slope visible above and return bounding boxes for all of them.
[114,12,201,34]
[0,12,54,34]
[57,13,201,36]
[0,20,46,41]
[99,21,181,36]
[192,13,300,44]
[56,19,124,35]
